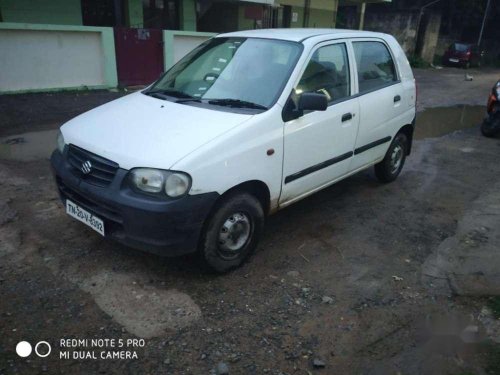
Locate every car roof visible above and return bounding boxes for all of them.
[217,28,386,43]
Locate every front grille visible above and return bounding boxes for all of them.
[56,177,124,235]
[67,145,119,187]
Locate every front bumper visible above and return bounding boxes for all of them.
[50,149,219,256]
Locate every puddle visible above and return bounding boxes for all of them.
[415,105,485,139]
[0,129,58,161]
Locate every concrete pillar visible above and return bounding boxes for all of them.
[356,2,366,30]
[125,0,143,28]
[418,12,441,63]
[332,0,339,28]
[180,0,197,31]
[114,0,124,26]
[303,0,310,28]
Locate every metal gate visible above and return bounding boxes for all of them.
[114,28,164,87]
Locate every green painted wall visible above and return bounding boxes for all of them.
[0,0,82,25]
[237,4,307,30]
[280,0,337,28]
[291,6,305,27]
[237,5,255,30]
[126,0,143,28]
[308,8,335,28]
[180,0,196,31]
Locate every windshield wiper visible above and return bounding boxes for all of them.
[176,97,202,104]
[145,88,195,100]
[207,98,268,110]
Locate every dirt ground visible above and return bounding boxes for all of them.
[1,67,500,375]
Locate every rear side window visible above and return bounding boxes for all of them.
[352,41,398,94]
[297,43,350,103]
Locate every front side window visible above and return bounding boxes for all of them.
[353,41,397,94]
[148,37,302,110]
[296,43,350,103]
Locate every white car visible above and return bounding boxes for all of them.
[51,28,416,272]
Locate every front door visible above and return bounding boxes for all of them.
[280,41,359,206]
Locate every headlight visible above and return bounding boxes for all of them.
[165,173,191,197]
[130,168,165,193]
[129,168,191,197]
[56,131,65,154]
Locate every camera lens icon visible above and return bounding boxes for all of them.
[16,341,51,358]
[35,341,51,357]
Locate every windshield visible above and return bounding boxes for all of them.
[452,43,469,52]
[147,37,302,110]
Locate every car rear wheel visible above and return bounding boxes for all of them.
[482,103,500,137]
[198,192,264,273]
[481,117,500,138]
[374,133,408,183]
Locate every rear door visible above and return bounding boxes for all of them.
[280,40,360,205]
[350,39,405,170]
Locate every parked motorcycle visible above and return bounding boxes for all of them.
[481,80,500,137]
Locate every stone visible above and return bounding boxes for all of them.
[216,362,229,374]
[322,296,334,304]
[313,358,326,368]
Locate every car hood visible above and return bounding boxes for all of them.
[61,92,253,170]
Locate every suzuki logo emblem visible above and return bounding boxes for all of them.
[81,160,92,174]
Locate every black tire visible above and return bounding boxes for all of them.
[374,132,408,183]
[198,192,264,273]
[481,118,500,138]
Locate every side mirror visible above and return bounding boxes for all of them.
[298,92,328,111]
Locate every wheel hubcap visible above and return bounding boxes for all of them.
[218,212,251,253]
[390,145,404,174]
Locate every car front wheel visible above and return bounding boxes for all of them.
[198,192,264,273]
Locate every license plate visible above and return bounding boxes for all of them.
[449,58,459,63]
[66,200,105,236]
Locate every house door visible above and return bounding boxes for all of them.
[114,27,164,87]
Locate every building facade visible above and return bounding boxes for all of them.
[0,0,391,93]
[0,0,390,32]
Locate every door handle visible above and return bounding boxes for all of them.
[394,95,401,103]
[341,113,352,122]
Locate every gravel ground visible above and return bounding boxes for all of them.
[1,67,500,374]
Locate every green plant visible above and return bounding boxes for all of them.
[408,55,430,68]
[484,343,500,375]
[433,54,443,66]
[488,296,500,319]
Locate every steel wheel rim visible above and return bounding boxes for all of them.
[217,212,252,258]
[390,144,404,174]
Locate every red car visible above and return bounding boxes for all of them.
[442,43,483,68]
